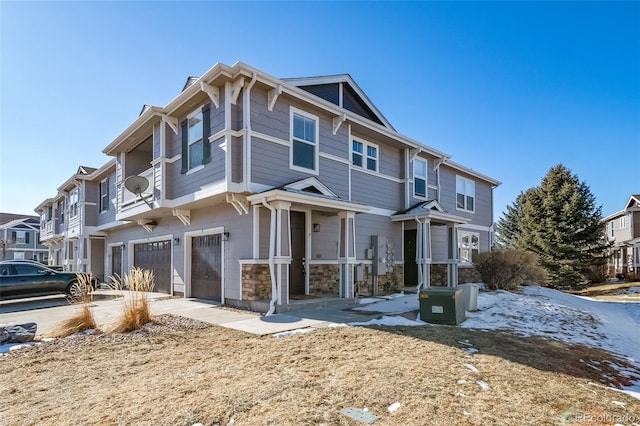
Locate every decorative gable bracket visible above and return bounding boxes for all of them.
[332,113,347,135]
[268,85,283,111]
[162,114,179,135]
[230,78,245,105]
[137,219,157,233]
[200,81,220,108]
[172,209,191,226]
[226,193,249,215]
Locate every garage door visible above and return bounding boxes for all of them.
[191,234,222,301]
[134,240,172,294]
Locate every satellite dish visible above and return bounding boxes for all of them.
[124,175,153,208]
[124,175,149,195]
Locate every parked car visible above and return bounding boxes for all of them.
[0,259,63,271]
[0,261,97,300]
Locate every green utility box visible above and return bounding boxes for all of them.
[419,288,466,325]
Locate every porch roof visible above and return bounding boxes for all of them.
[390,200,470,224]
[246,177,369,213]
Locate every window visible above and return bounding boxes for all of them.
[187,109,203,170]
[352,139,378,172]
[414,158,427,198]
[180,104,211,174]
[69,188,79,217]
[100,178,110,212]
[290,109,318,173]
[456,176,475,212]
[620,216,627,229]
[12,231,29,244]
[459,231,479,264]
[610,221,615,237]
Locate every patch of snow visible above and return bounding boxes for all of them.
[273,328,317,338]
[611,400,626,407]
[348,316,427,327]
[464,363,479,374]
[463,411,471,416]
[1,341,41,353]
[477,380,491,391]
[388,402,401,413]
[457,379,467,384]
[352,294,418,313]
[465,347,478,355]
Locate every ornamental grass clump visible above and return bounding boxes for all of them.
[48,273,97,338]
[105,267,155,333]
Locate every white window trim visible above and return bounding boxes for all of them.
[413,158,428,199]
[187,107,204,171]
[456,175,476,213]
[351,137,379,173]
[99,178,109,213]
[458,230,480,265]
[69,188,79,218]
[621,216,627,228]
[289,106,319,175]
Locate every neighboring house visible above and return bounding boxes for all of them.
[37,61,500,313]
[34,161,124,282]
[604,194,640,280]
[0,213,49,262]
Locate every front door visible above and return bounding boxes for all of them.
[290,211,306,296]
[404,229,418,287]
[191,234,222,301]
[111,245,122,283]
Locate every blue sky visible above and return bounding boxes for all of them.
[1,1,638,219]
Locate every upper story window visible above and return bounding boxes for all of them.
[12,230,29,244]
[610,221,615,237]
[69,188,79,217]
[459,231,479,264]
[100,178,110,212]
[620,216,627,229]
[456,176,475,212]
[290,108,318,173]
[352,139,378,172]
[181,104,211,174]
[414,158,427,198]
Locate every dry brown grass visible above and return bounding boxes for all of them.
[1,316,638,426]
[568,281,640,303]
[104,268,155,333]
[46,273,97,338]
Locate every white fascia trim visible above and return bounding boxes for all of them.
[308,259,340,265]
[391,211,471,224]
[238,259,270,264]
[103,107,164,155]
[443,159,501,187]
[247,190,370,213]
[457,223,492,232]
[164,180,227,208]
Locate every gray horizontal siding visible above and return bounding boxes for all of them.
[310,212,340,260]
[355,214,402,260]
[167,136,226,200]
[319,157,349,200]
[351,170,403,211]
[439,167,493,226]
[251,88,289,142]
[167,101,226,158]
[251,138,309,187]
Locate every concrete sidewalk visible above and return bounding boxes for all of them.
[0,291,381,337]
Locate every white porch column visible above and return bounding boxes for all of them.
[415,218,432,289]
[447,224,459,287]
[338,211,356,298]
[272,201,291,306]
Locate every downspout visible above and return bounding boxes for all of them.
[243,73,257,191]
[262,200,277,316]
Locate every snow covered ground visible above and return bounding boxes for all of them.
[349,284,640,400]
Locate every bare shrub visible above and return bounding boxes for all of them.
[473,249,547,291]
[48,273,97,337]
[104,268,155,333]
[583,263,608,285]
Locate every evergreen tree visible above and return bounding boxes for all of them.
[495,189,533,249]
[519,164,607,288]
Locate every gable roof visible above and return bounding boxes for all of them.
[625,194,640,209]
[0,213,38,226]
[391,200,470,224]
[283,74,395,131]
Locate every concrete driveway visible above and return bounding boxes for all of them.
[1,290,382,336]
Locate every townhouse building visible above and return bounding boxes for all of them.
[0,213,48,262]
[37,61,500,313]
[605,194,640,279]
